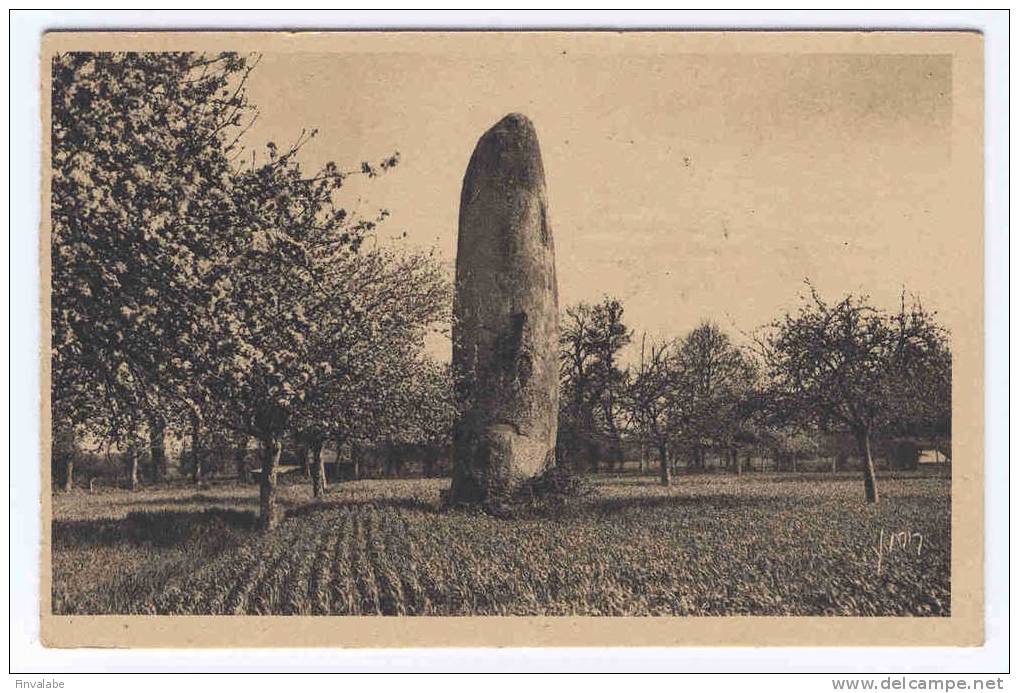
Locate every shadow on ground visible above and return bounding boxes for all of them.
[285,494,439,519]
[112,493,259,508]
[53,508,258,549]
[285,481,785,521]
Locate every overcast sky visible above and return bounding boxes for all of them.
[244,51,954,362]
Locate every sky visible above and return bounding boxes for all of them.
[243,50,955,362]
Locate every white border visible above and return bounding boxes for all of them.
[7,9,1010,674]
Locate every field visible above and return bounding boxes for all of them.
[51,472,950,617]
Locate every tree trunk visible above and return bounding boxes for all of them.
[855,427,879,503]
[639,444,648,473]
[311,440,327,499]
[588,438,599,473]
[126,444,139,490]
[603,411,624,472]
[258,436,282,531]
[190,418,204,485]
[732,446,742,476]
[62,453,74,492]
[333,439,344,481]
[54,424,76,492]
[149,418,166,482]
[385,444,398,478]
[658,444,671,486]
[235,434,250,483]
[350,441,362,480]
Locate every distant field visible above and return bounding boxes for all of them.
[51,472,950,616]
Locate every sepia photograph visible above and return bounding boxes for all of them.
[37,29,985,649]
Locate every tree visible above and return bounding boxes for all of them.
[50,52,258,460]
[203,139,404,528]
[558,302,598,470]
[390,359,457,478]
[587,298,632,469]
[558,297,631,471]
[760,426,823,472]
[676,321,757,474]
[289,246,450,496]
[758,284,951,502]
[625,334,685,486]
[147,412,168,482]
[52,422,78,492]
[233,431,252,483]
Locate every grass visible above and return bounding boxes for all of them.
[51,472,950,616]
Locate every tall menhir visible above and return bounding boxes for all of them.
[450,113,560,507]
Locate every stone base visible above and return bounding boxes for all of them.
[449,424,555,507]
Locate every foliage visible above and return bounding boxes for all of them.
[195,139,406,444]
[673,321,758,456]
[51,51,257,443]
[290,248,451,449]
[50,52,447,521]
[756,283,951,500]
[391,358,458,448]
[759,284,950,435]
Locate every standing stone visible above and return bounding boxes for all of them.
[450,113,559,507]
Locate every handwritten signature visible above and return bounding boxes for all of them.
[873,528,924,575]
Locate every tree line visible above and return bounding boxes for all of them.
[557,290,951,503]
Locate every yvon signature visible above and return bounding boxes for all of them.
[873,528,924,575]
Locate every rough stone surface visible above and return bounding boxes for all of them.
[450,113,560,506]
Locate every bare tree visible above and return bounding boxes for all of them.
[559,297,631,471]
[757,284,950,503]
[625,334,685,486]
